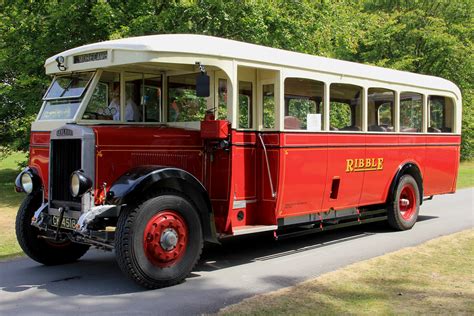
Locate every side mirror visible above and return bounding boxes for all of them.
[196,72,210,97]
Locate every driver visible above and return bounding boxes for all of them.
[108,84,120,121]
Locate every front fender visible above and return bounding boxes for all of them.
[107,165,218,243]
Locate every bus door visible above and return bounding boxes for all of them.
[228,67,259,232]
[257,78,279,226]
[205,71,233,233]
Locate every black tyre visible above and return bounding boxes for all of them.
[115,192,203,289]
[387,175,420,231]
[16,192,90,265]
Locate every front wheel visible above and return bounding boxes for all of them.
[115,192,203,289]
[16,192,90,265]
[387,175,420,231]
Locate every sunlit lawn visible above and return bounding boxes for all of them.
[457,160,474,189]
[0,152,26,260]
[220,229,474,315]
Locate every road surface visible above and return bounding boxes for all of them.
[0,188,472,315]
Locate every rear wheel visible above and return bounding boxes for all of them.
[115,192,203,289]
[16,192,90,265]
[387,175,420,230]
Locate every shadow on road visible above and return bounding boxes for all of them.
[0,217,439,297]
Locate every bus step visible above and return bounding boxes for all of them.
[275,216,387,240]
[231,225,278,236]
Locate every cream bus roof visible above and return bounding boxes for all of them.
[45,34,461,98]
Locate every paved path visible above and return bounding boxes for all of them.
[0,189,472,315]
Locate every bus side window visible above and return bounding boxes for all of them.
[400,92,423,133]
[368,88,395,132]
[143,76,162,122]
[238,81,253,128]
[168,73,207,122]
[262,84,275,128]
[428,96,455,133]
[284,78,324,131]
[330,84,362,131]
[217,78,228,120]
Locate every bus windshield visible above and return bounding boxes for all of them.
[39,72,94,120]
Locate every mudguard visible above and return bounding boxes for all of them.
[387,162,424,205]
[107,165,218,243]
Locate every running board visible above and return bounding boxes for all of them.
[222,225,278,237]
[275,216,388,240]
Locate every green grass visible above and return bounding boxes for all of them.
[457,160,474,189]
[0,152,27,260]
[219,229,474,315]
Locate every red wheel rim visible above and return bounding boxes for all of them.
[399,184,416,220]
[143,211,188,268]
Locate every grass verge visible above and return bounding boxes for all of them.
[457,160,474,189]
[0,152,27,260]
[219,229,474,315]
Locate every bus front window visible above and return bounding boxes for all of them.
[39,72,94,120]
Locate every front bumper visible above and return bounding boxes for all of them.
[32,203,119,250]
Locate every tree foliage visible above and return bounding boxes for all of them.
[0,0,472,159]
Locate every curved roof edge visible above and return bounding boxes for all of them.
[45,34,461,98]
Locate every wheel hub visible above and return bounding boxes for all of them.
[400,198,410,207]
[160,228,179,251]
[399,184,416,220]
[143,211,188,267]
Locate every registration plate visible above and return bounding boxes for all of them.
[51,215,77,230]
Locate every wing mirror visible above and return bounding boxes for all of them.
[195,62,210,97]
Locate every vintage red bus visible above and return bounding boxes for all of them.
[15,34,461,288]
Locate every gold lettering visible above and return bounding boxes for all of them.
[366,158,371,169]
[346,159,354,172]
[377,158,384,170]
[347,157,384,172]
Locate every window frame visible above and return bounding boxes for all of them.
[399,91,424,134]
[427,95,456,134]
[259,79,277,131]
[329,83,364,133]
[283,77,325,132]
[366,87,396,133]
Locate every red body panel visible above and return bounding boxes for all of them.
[29,132,50,198]
[93,126,206,203]
[228,131,460,227]
[29,125,460,235]
[277,133,328,217]
[200,120,229,139]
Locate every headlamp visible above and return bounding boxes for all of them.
[70,170,92,197]
[15,167,41,194]
[20,172,34,194]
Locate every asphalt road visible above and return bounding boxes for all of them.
[1,188,472,316]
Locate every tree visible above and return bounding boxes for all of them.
[0,0,472,159]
